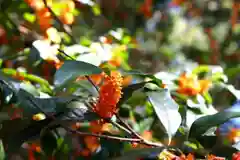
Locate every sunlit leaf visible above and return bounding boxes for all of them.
[23,12,36,23]
[54,60,102,88]
[147,89,182,144]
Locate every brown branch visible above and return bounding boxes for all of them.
[28,96,163,147]
[116,115,142,139]
[115,115,164,147]
[205,28,220,65]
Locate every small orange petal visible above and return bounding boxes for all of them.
[186,153,194,160]
[84,136,100,153]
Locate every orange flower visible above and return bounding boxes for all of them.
[94,71,123,118]
[60,12,74,25]
[36,8,52,35]
[122,75,132,87]
[186,153,194,160]
[108,56,122,67]
[59,1,75,25]
[199,80,211,94]
[172,0,185,6]
[76,72,105,86]
[177,72,211,96]
[89,120,103,133]
[84,136,100,153]
[233,152,240,160]
[139,0,153,18]
[227,128,240,144]
[207,154,225,160]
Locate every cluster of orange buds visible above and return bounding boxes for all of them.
[76,72,105,86]
[73,121,112,157]
[233,152,240,160]
[226,128,240,144]
[171,0,186,6]
[27,143,42,160]
[24,0,53,37]
[94,71,123,118]
[177,72,211,96]
[59,1,75,25]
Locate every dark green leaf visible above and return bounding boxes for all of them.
[189,110,240,139]
[40,130,58,156]
[118,82,149,106]
[211,145,238,159]
[17,89,78,117]
[100,132,124,157]
[0,140,5,160]
[111,147,165,160]
[196,136,217,149]
[0,80,18,106]
[54,60,102,88]
[0,118,43,153]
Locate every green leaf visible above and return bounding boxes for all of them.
[23,12,36,23]
[40,130,58,156]
[17,89,78,117]
[111,147,165,160]
[137,117,154,133]
[0,118,34,153]
[189,110,240,139]
[92,4,101,16]
[0,140,5,160]
[54,60,102,88]
[19,82,40,96]
[118,81,149,106]
[147,89,182,145]
[100,132,124,157]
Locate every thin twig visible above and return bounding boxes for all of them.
[116,115,142,139]
[116,115,164,147]
[110,120,132,135]
[42,0,76,43]
[28,97,163,147]
[58,49,75,60]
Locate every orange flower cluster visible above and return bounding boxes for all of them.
[27,143,42,160]
[177,72,211,96]
[73,121,112,157]
[94,71,123,118]
[24,0,52,37]
[158,151,224,160]
[233,152,240,160]
[172,0,186,6]
[24,0,75,37]
[59,1,75,25]
[139,0,153,18]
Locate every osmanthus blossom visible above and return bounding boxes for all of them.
[72,71,123,155]
[176,72,211,96]
[93,71,123,118]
